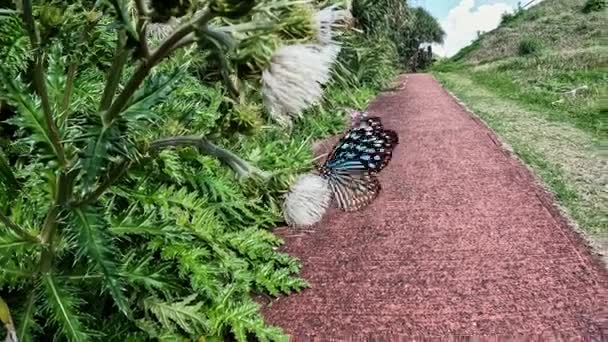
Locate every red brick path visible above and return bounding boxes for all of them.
[263,74,608,339]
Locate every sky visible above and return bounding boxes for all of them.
[419,0,528,57]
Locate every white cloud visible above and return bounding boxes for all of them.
[432,0,514,57]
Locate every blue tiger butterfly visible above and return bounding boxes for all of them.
[318,112,399,212]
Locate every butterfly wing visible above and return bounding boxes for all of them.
[324,122,398,175]
[323,168,381,212]
[318,115,398,212]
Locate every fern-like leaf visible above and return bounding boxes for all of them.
[42,274,92,341]
[0,14,31,77]
[206,288,288,342]
[71,207,130,316]
[143,295,209,336]
[0,69,56,158]
[120,252,177,294]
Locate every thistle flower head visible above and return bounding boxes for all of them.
[314,5,352,44]
[262,43,341,126]
[283,173,332,227]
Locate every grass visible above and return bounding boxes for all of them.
[460,0,606,64]
[434,71,607,245]
[517,37,542,56]
[432,0,607,260]
[463,49,607,137]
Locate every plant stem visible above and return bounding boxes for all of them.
[39,170,74,242]
[74,133,269,207]
[150,136,270,179]
[99,31,130,112]
[38,169,76,274]
[103,9,214,126]
[73,159,131,207]
[134,0,151,59]
[61,17,100,118]
[0,212,39,242]
[22,0,66,167]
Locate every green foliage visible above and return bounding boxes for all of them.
[411,7,445,45]
[0,0,401,340]
[352,0,413,63]
[452,0,606,64]
[431,60,465,73]
[0,13,30,77]
[451,38,480,62]
[338,32,399,89]
[582,0,607,13]
[517,37,542,56]
[500,9,523,25]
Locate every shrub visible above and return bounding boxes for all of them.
[501,11,516,24]
[582,0,607,13]
[518,37,542,56]
[0,0,361,340]
[0,0,406,340]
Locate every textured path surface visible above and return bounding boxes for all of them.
[263,74,608,339]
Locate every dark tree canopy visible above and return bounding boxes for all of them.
[411,7,445,45]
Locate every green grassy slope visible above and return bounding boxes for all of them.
[433,0,607,247]
[453,0,606,64]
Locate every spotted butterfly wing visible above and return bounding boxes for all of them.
[325,116,398,175]
[319,116,399,211]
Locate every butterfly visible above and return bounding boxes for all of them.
[318,113,399,212]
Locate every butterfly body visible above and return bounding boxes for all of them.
[318,114,398,211]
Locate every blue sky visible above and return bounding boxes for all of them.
[417,0,530,57]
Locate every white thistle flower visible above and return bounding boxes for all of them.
[262,43,341,126]
[315,5,352,45]
[283,173,332,227]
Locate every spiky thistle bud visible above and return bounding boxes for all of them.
[210,0,256,19]
[283,173,332,227]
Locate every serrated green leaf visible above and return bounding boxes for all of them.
[144,295,209,336]
[121,68,185,124]
[16,291,37,342]
[72,207,130,317]
[42,274,91,341]
[0,68,56,157]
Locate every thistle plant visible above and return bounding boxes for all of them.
[260,4,351,126]
[282,173,332,227]
[0,0,324,340]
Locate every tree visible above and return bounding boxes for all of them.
[408,7,445,71]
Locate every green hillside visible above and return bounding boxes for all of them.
[453,0,606,64]
[433,0,607,249]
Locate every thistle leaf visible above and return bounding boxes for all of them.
[143,295,209,336]
[71,207,130,317]
[121,68,185,124]
[79,127,111,192]
[120,252,177,294]
[42,274,92,341]
[0,68,56,158]
[16,292,37,342]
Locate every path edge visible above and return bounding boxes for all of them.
[432,73,608,270]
